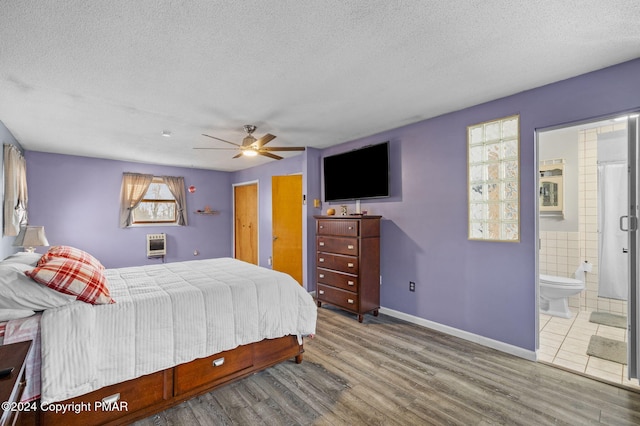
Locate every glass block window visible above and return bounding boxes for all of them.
[468,115,520,242]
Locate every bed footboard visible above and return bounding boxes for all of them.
[35,335,303,426]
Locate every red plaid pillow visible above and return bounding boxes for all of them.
[27,258,114,305]
[38,245,105,271]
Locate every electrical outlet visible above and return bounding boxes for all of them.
[409,281,415,292]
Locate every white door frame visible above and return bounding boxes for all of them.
[535,111,640,381]
[232,180,259,263]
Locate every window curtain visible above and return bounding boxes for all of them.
[3,144,28,236]
[119,172,153,228]
[162,176,188,226]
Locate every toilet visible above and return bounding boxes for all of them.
[539,262,590,318]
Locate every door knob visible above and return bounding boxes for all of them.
[273,236,278,241]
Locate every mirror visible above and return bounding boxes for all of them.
[539,160,564,216]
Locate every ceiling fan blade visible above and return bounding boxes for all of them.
[193,147,241,150]
[202,134,242,147]
[258,151,283,160]
[260,146,306,152]
[255,133,276,148]
[232,152,244,159]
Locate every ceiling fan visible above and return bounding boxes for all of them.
[195,125,305,160]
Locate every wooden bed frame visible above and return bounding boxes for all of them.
[24,335,303,425]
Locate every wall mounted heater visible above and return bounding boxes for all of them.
[146,233,166,257]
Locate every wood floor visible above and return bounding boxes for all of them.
[134,306,640,425]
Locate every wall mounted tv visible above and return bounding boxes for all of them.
[323,141,390,202]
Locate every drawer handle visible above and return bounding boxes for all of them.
[319,242,325,246]
[102,393,121,405]
[320,225,324,229]
[319,274,325,278]
[348,280,354,286]
[347,245,354,250]
[319,258,325,262]
[348,226,353,230]
[319,290,325,295]
[212,357,225,367]
[347,299,354,304]
[347,263,354,268]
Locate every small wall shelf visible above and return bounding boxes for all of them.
[194,209,220,215]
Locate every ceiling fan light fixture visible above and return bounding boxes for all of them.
[243,148,258,157]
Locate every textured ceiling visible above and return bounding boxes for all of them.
[1,1,639,171]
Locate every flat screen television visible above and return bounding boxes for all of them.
[323,141,390,202]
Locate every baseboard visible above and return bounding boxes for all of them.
[379,307,537,361]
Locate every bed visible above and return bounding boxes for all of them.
[0,248,317,425]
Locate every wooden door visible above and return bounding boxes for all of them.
[234,183,258,265]
[272,175,303,285]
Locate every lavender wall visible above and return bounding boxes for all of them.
[16,58,640,353]
[230,154,307,269]
[0,120,23,259]
[229,150,322,291]
[320,58,640,351]
[26,152,233,268]
[302,147,323,290]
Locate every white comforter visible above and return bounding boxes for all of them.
[39,258,317,404]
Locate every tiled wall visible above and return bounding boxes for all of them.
[539,123,627,316]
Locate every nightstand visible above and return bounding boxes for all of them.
[0,341,32,426]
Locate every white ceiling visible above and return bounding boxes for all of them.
[1,1,639,172]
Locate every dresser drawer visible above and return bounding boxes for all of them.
[41,370,168,426]
[317,284,359,311]
[316,253,359,274]
[317,236,359,256]
[174,345,253,395]
[317,219,359,236]
[317,268,358,292]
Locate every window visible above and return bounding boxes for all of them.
[467,114,520,242]
[131,178,178,224]
[119,173,188,228]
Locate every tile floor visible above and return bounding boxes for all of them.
[539,309,640,388]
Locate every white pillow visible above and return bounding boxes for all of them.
[1,252,43,267]
[0,263,76,311]
[0,308,35,321]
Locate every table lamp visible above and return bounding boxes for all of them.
[13,226,49,253]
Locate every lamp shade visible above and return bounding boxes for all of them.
[13,226,49,252]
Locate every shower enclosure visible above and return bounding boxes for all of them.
[597,129,628,301]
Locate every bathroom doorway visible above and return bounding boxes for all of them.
[537,113,640,388]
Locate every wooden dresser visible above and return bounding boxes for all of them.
[314,215,381,322]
